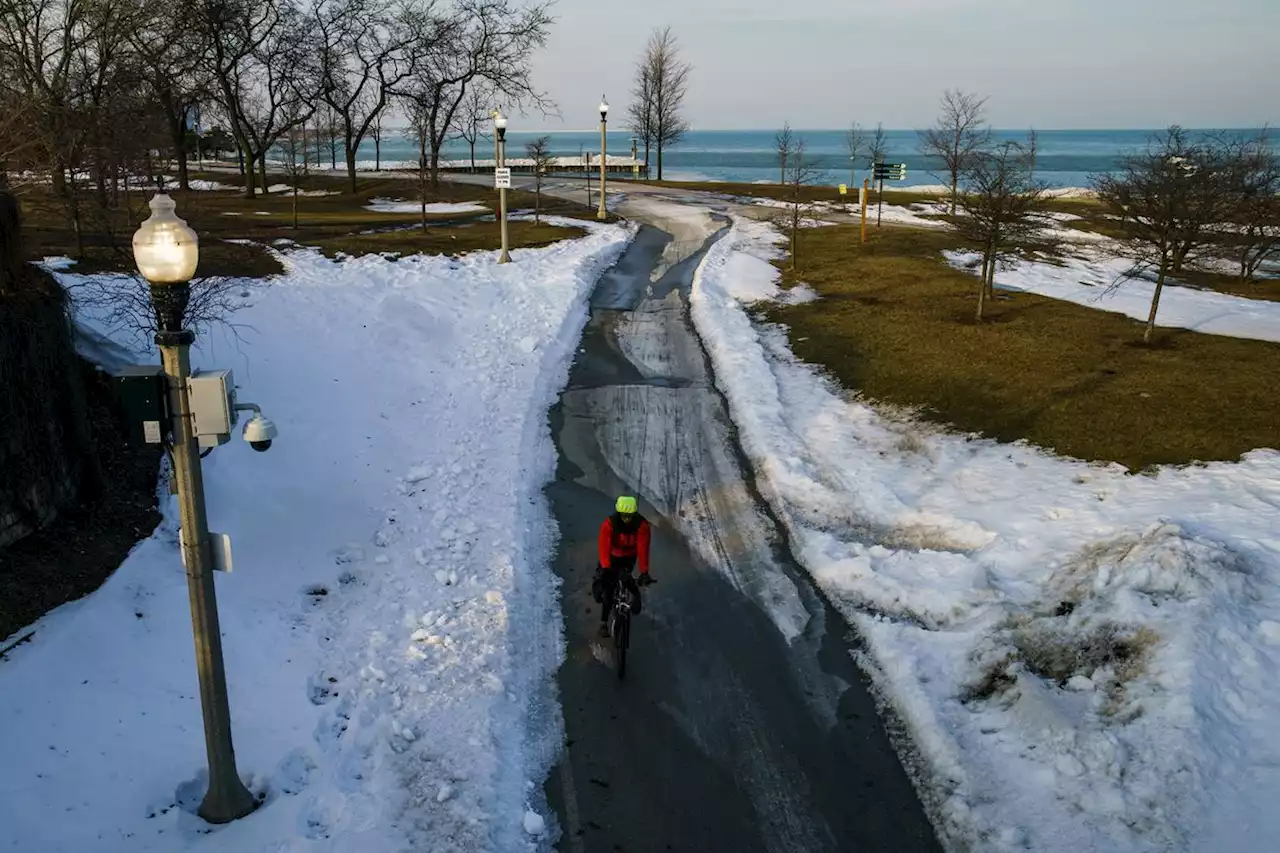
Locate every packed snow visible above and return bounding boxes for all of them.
[2,220,635,851]
[945,248,1280,344]
[264,184,340,197]
[690,215,1280,853]
[366,198,490,215]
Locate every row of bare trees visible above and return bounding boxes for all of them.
[0,0,553,253]
[926,91,1278,339]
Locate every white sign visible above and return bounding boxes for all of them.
[142,420,162,444]
[179,528,235,573]
[494,167,512,189]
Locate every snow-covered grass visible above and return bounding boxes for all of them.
[366,198,490,215]
[0,220,635,851]
[945,248,1280,344]
[690,216,1280,853]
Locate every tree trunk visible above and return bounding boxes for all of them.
[1144,262,1168,344]
[790,223,797,271]
[259,155,269,196]
[1171,244,1190,274]
[644,142,651,181]
[950,175,958,216]
[469,141,476,172]
[419,144,428,233]
[346,145,358,195]
[375,137,381,172]
[169,110,190,192]
[292,186,299,231]
[535,181,541,224]
[657,143,664,181]
[976,251,990,321]
[429,143,442,193]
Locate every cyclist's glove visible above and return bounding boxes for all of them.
[638,574,656,587]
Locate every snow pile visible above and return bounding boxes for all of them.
[945,249,1280,344]
[366,198,490,215]
[1,220,635,851]
[690,216,1280,853]
[264,184,340,197]
[187,178,238,191]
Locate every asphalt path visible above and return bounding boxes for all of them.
[542,196,942,853]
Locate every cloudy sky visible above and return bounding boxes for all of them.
[525,0,1280,131]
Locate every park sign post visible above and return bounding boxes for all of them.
[494,167,512,189]
[872,161,907,226]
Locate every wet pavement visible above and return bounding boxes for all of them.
[542,201,942,853]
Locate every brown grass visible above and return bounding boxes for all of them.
[766,225,1280,470]
[9,170,604,277]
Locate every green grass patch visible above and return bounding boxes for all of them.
[766,225,1280,471]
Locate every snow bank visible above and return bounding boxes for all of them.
[263,184,340,197]
[945,249,1280,344]
[690,216,1280,853]
[366,198,490,215]
[899,183,1095,200]
[2,220,635,851]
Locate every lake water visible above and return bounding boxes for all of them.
[362,128,1271,190]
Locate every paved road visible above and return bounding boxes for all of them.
[542,197,942,853]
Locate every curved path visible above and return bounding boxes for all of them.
[542,195,942,853]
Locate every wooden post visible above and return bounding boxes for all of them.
[861,178,869,244]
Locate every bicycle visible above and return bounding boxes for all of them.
[606,573,654,680]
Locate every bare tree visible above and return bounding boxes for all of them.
[404,94,432,232]
[1222,129,1280,283]
[277,120,308,229]
[1027,127,1039,179]
[1093,126,1236,343]
[868,122,887,169]
[525,134,551,223]
[452,83,494,172]
[626,58,654,179]
[371,112,384,170]
[195,0,323,198]
[315,0,421,194]
[397,0,553,191]
[638,26,690,181]
[919,89,991,214]
[844,121,865,188]
[127,0,212,192]
[950,139,1050,321]
[776,138,818,271]
[773,122,793,186]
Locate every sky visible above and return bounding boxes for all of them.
[524,0,1280,132]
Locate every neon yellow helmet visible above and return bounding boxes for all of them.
[616,496,638,514]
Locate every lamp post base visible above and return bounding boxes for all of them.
[199,772,257,824]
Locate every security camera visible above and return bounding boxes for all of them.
[242,413,278,452]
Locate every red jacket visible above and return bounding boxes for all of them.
[598,513,651,574]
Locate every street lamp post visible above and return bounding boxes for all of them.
[132,195,255,825]
[495,111,510,264]
[597,97,609,221]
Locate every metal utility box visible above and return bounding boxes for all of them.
[189,369,237,449]
[113,364,170,445]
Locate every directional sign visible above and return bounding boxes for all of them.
[839,183,848,195]
[874,163,907,181]
[494,167,512,189]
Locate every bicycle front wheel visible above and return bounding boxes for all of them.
[614,612,630,680]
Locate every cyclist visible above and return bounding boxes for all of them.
[593,496,654,638]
